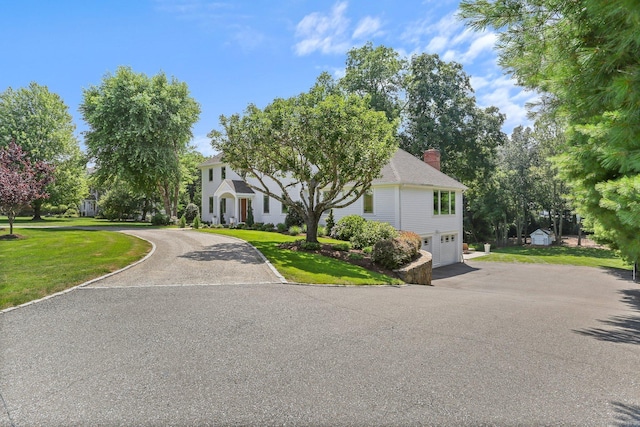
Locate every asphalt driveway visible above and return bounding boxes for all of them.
[1,229,639,426]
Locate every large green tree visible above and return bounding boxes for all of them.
[401,53,506,185]
[460,0,640,263]
[341,42,406,122]
[210,75,398,243]
[81,66,200,218]
[0,83,86,220]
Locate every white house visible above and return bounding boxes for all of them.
[530,228,555,246]
[198,148,467,267]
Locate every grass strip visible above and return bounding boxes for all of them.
[199,228,403,285]
[475,245,630,270]
[0,229,151,309]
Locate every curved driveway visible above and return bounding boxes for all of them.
[1,229,639,426]
[86,228,284,288]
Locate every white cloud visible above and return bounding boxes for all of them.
[294,2,350,55]
[352,16,382,40]
[460,32,497,63]
[191,134,216,157]
[425,35,447,53]
[293,2,384,56]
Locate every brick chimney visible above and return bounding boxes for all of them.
[423,149,441,171]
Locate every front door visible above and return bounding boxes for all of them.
[240,199,247,222]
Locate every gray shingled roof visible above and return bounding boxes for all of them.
[198,153,223,167]
[228,180,254,194]
[374,149,467,190]
[199,148,466,191]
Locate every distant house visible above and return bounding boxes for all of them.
[79,167,100,217]
[198,148,468,267]
[530,228,555,246]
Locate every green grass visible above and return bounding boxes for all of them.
[0,229,151,310]
[475,245,630,270]
[1,216,152,227]
[199,228,403,285]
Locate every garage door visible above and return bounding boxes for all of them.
[440,234,458,266]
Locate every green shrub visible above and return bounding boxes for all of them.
[184,203,199,223]
[276,223,287,233]
[398,231,422,257]
[63,208,79,218]
[348,253,364,261]
[179,215,187,228]
[317,225,327,237]
[332,242,352,251]
[299,241,321,251]
[254,222,264,230]
[288,225,302,236]
[193,214,201,229]
[332,214,366,241]
[284,201,305,228]
[151,212,171,226]
[246,205,255,227]
[372,238,414,269]
[261,223,275,232]
[363,246,373,254]
[325,209,335,235]
[350,220,398,249]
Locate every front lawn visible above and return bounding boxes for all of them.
[0,229,151,310]
[198,228,403,285]
[1,216,152,228]
[475,245,630,270]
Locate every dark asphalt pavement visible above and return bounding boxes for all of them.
[1,229,639,426]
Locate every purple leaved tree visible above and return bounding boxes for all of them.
[0,141,55,236]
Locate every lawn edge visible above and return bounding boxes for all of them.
[0,231,156,315]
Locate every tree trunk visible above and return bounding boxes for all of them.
[8,211,15,235]
[31,199,44,221]
[305,214,320,243]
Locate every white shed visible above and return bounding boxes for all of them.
[530,229,555,246]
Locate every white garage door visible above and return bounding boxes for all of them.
[440,234,458,266]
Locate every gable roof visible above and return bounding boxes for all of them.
[374,149,467,190]
[199,148,467,191]
[198,153,223,167]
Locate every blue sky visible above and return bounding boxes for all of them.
[1,0,535,157]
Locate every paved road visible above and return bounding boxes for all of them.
[1,230,639,426]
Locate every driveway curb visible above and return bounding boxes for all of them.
[0,232,156,315]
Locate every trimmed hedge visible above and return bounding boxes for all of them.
[351,220,398,249]
[331,215,366,241]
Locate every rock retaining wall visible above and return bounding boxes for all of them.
[394,250,432,285]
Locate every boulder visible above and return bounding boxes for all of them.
[394,250,432,285]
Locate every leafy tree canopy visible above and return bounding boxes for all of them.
[459,0,640,263]
[210,74,398,243]
[0,142,54,234]
[0,83,86,219]
[81,66,201,218]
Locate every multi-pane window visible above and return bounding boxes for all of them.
[221,166,226,179]
[208,168,213,181]
[363,189,373,214]
[263,194,270,214]
[433,191,456,215]
[209,196,214,214]
[220,198,226,214]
